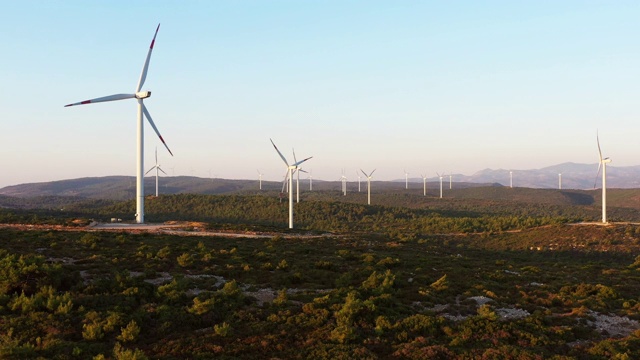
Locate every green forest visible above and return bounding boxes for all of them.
[1,191,640,358]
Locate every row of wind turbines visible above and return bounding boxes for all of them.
[63,24,613,228]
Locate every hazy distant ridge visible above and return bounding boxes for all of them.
[3,162,640,200]
[410,162,640,189]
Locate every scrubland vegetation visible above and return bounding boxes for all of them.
[1,190,640,358]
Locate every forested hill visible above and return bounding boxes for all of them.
[0,176,492,200]
[0,176,264,200]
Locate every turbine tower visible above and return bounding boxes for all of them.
[558,173,562,190]
[356,170,362,192]
[594,132,612,224]
[270,139,312,229]
[404,170,409,189]
[308,169,313,191]
[145,147,167,197]
[65,24,171,224]
[509,171,513,188]
[420,173,427,196]
[361,169,376,205]
[449,174,452,190]
[257,170,263,190]
[340,169,347,196]
[436,172,443,199]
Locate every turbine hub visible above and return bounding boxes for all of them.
[136,91,151,99]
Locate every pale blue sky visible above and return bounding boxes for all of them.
[1,1,639,187]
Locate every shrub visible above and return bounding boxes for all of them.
[117,320,141,343]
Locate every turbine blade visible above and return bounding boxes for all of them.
[159,167,168,175]
[64,93,135,107]
[281,169,289,192]
[360,169,367,177]
[293,148,298,164]
[597,131,603,162]
[299,169,308,173]
[145,167,154,175]
[142,104,173,156]
[136,23,160,92]
[594,162,602,189]
[370,169,376,177]
[155,147,158,164]
[270,139,289,166]
[293,156,312,167]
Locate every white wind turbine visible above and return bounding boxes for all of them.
[594,132,612,224]
[436,172,444,199]
[558,173,562,190]
[356,170,362,192]
[340,169,347,196]
[257,170,263,190]
[145,147,167,197]
[420,173,428,196]
[270,139,312,229]
[308,169,313,191]
[404,170,409,189]
[361,169,376,205]
[449,173,453,190]
[509,171,513,188]
[295,163,309,203]
[65,24,171,224]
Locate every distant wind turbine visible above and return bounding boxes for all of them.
[420,173,428,196]
[594,132,611,224]
[257,170,263,190]
[509,171,513,188]
[65,24,171,224]
[308,169,313,191]
[449,174,452,190]
[356,170,362,192]
[361,169,376,205]
[145,147,167,197]
[270,139,312,229]
[340,169,347,196]
[404,170,409,189]
[558,173,562,190]
[295,166,308,203]
[436,172,443,199]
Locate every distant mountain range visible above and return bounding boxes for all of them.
[1,163,639,201]
[407,162,640,190]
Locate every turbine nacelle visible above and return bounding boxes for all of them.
[136,91,151,99]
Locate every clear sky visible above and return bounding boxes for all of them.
[1,1,639,188]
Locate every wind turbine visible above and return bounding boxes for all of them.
[270,139,312,229]
[404,170,409,189]
[594,132,612,224]
[295,164,309,203]
[145,147,166,197]
[420,173,428,196]
[509,171,513,188]
[65,24,171,224]
[308,169,313,191]
[558,173,562,190]
[449,173,453,190]
[436,172,443,199]
[361,169,376,205]
[356,170,362,192]
[257,170,263,190]
[340,169,347,196]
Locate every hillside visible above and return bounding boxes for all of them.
[0,176,492,201]
[410,162,640,189]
